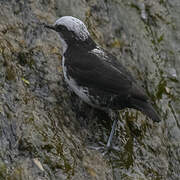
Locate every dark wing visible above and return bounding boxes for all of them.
[65,48,148,99]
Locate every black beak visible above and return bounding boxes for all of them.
[44,24,56,31]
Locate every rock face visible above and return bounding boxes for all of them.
[0,0,180,179]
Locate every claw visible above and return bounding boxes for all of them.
[88,141,120,155]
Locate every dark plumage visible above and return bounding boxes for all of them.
[45,16,160,149]
[64,39,160,122]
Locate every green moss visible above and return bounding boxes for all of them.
[22,78,30,85]
[156,79,167,99]
[0,161,7,179]
[157,34,164,43]
[18,52,35,68]
[5,66,16,81]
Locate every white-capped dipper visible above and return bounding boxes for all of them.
[45,16,160,149]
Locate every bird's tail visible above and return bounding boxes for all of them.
[131,98,161,122]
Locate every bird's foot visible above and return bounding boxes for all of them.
[88,142,120,155]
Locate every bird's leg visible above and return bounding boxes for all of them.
[88,110,120,154]
[106,116,118,148]
[105,110,120,150]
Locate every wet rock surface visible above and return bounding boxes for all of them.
[0,0,180,179]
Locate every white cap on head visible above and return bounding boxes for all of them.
[54,16,90,41]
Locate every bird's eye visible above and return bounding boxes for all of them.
[56,25,67,32]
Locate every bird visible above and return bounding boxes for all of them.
[45,16,160,149]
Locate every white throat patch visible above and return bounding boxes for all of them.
[55,16,90,41]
